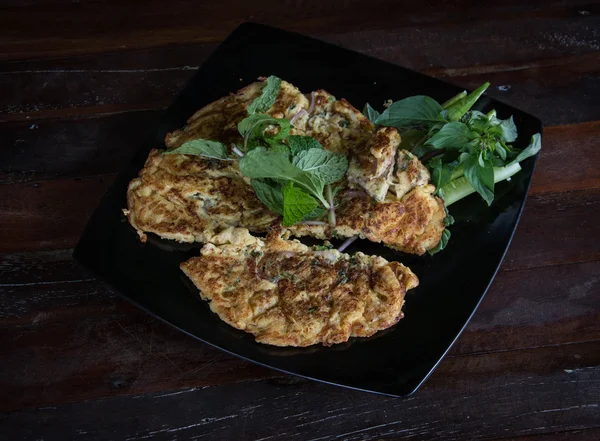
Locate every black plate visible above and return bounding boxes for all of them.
[74,23,542,397]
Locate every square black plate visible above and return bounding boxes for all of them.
[74,23,542,397]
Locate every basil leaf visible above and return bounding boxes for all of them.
[426,121,478,149]
[509,133,541,165]
[247,75,282,115]
[494,142,507,160]
[429,158,458,191]
[362,103,381,123]
[163,139,230,160]
[464,153,495,206]
[444,213,455,227]
[239,147,326,205]
[251,179,284,215]
[462,110,489,133]
[282,183,319,227]
[375,96,444,128]
[292,148,349,185]
[238,114,290,151]
[428,229,451,255]
[287,135,322,155]
[490,116,517,142]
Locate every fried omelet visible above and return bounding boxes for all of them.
[181,227,418,347]
[126,78,446,255]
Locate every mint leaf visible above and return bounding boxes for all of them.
[426,121,478,149]
[287,135,322,155]
[292,148,348,185]
[464,153,494,205]
[163,139,230,160]
[247,75,282,115]
[239,147,327,206]
[509,133,541,165]
[375,96,444,128]
[251,179,284,215]
[362,103,381,123]
[303,204,327,220]
[238,114,290,151]
[271,143,291,156]
[282,183,319,226]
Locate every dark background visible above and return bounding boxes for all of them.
[1,1,599,440]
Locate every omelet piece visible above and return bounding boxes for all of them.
[125,149,277,243]
[181,227,419,347]
[126,77,446,254]
[288,185,445,255]
[390,150,431,199]
[165,80,309,148]
[346,126,400,201]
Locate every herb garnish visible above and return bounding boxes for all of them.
[163,139,231,160]
[247,75,282,115]
[164,75,348,228]
[364,82,541,254]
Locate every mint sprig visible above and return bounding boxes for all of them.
[163,139,231,160]
[247,75,282,115]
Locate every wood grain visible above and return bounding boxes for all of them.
[1,255,597,411]
[2,25,599,124]
[2,116,598,190]
[1,0,597,61]
[2,340,598,441]
[2,177,599,270]
[1,1,599,439]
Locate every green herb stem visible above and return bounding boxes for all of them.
[441,90,467,109]
[421,149,445,164]
[232,146,245,157]
[326,184,336,228]
[442,162,522,206]
[446,82,490,122]
[299,220,328,226]
[337,236,357,252]
[410,133,431,154]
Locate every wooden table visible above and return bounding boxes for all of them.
[1,1,599,439]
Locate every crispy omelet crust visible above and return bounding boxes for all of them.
[181,227,419,347]
[126,77,446,255]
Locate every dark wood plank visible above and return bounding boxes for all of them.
[530,121,600,195]
[0,0,596,61]
[0,110,161,183]
[2,112,598,188]
[2,340,598,441]
[433,52,600,126]
[452,260,600,355]
[1,257,597,411]
[502,189,600,270]
[494,428,600,441]
[0,249,89,285]
[2,174,598,268]
[3,55,598,126]
[0,175,112,252]
[2,25,599,125]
